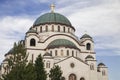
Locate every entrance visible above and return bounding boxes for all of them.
[69,74,76,80]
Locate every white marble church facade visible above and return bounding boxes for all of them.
[0,5,108,80]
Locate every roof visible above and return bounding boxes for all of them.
[47,39,79,50]
[85,55,94,59]
[43,52,52,56]
[80,34,92,39]
[98,63,106,66]
[26,28,37,33]
[33,12,72,27]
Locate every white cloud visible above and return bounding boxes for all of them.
[0,16,34,63]
[0,0,120,63]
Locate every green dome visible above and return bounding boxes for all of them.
[80,34,92,39]
[47,39,78,50]
[33,13,72,26]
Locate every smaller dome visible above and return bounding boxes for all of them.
[98,63,106,67]
[85,55,94,59]
[80,34,92,39]
[26,28,37,34]
[43,52,52,56]
[47,39,78,50]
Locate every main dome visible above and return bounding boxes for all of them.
[33,12,72,26]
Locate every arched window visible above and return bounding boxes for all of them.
[69,74,76,80]
[52,25,54,32]
[72,51,74,56]
[46,26,48,32]
[61,50,63,56]
[58,26,60,32]
[63,26,65,32]
[55,50,57,56]
[86,43,91,50]
[40,26,42,32]
[61,77,65,80]
[90,63,94,70]
[67,50,69,56]
[80,77,85,80]
[68,28,70,33]
[46,61,50,68]
[30,38,36,46]
[102,70,106,76]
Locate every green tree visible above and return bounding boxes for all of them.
[35,54,47,80]
[49,65,62,80]
[1,42,31,80]
[24,62,36,80]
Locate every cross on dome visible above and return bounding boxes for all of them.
[50,4,55,13]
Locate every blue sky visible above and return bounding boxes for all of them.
[0,0,120,80]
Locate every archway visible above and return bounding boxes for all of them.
[69,74,76,80]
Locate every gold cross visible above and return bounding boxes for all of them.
[50,4,55,13]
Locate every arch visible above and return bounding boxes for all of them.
[46,25,48,32]
[80,77,85,80]
[68,28,70,33]
[102,70,106,76]
[69,74,76,80]
[90,63,94,70]
[61,50,63,56]
[61,77,65,80]
[72,51,74,56]
[46,61,50,68]
[86,43,91,50]
[55,50,58,56]
[52,25,54,31]
[63,26,65,32]
[40,26,42,32]
[67,50,69,56]
[58,26,60,32]
[30,38,36,46]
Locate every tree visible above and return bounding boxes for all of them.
[1,42,30,80]
[24,62,36,80]
[49,65,62,80]
[35,54,47,80]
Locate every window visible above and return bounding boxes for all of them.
[30,38,36,46]
[72,51,74,56]
[90,63,94,70]
[80,77,85,80]
[68,28,70,33]
[63,27,65,32]
[102,70,106,76]
[61,77,65,80]
[86,43,91,50]
[52,25,54,31]
[67,50,69,56]
[40,27,42,32]
[61,50,63,56]
[46,61,50,68]
[55,50,57,56]
[69,74,76,80]
[58,26,60,32]
[46,26,48,32]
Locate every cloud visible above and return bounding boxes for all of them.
[0,0,120,63]
[0,16,34,63]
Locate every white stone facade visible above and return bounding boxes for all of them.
[0,11,109,80]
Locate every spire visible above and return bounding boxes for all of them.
[50,4,55,13]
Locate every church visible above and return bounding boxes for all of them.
[0,4,108,80]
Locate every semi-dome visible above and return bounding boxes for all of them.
[85,55,94,59]
[33,13,72,27]
[80,34,92,39]
[47,39,78,50]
